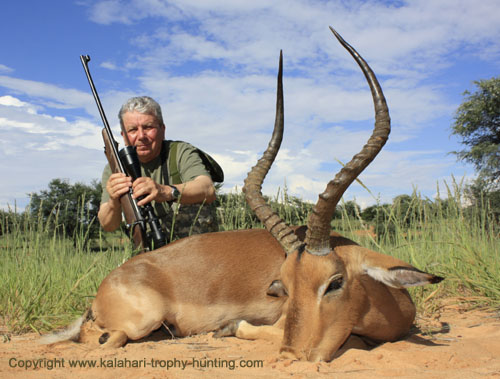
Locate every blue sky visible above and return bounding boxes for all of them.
[1,0,499,210]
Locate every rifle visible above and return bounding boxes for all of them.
[80,55,166,251]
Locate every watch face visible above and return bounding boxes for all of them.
[171,186,180,200]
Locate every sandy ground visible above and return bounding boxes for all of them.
[1,303,499,378]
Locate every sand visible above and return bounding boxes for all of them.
[1,302,499,378]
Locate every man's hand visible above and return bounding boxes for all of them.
[106,172,133,201]
[132,177,168,206]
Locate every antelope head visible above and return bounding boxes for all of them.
[244,27,442,362]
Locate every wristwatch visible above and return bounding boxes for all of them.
[168,185,180,201]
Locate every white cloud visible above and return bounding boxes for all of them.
[0,95,27,107]
[89,0,183,25]
[0,64,13,74]
[0,117,37,132]
[1,0,496,209]
[86,0,500,80]
[100,61,118,70]
[0,75,93,112]
[0,95,39,114]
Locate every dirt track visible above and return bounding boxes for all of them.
[1,305,499,378]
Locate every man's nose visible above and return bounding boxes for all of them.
[136,127,146,139]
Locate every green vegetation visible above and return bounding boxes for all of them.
[450,76,500,221]
[0,205,134,335]
[451,76,500,186]
[28,178,102,248]
[337,182,499,313]
[1,181,498,337]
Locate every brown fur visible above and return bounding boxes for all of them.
[49,227,441,362]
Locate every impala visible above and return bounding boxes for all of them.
[43,27,443,362]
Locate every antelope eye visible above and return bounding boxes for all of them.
[324,277,343,295]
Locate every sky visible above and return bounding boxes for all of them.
[1,0,499,211]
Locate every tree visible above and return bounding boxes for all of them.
[0,208,23,236]
[451,76,500,186]
[29,179,102,246]
[465,176,500,220]
[339,200,361,218]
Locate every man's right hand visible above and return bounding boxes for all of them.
[98,173,132,232]
[106,173,133,201]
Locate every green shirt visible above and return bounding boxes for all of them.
[100,140,218,241]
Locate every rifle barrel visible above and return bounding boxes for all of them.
[80,55,127,174]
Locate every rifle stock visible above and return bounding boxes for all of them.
[101,130,147,250]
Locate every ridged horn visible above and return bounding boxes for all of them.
[243,51,303,255]
[304,27,391,255]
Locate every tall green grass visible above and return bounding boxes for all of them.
[1,184,498,336]
[338,183,499,312]
[0,206,135,334]
[216,186,312,231]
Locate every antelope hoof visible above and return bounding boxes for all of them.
[98,330,128,348]
[213,320,241,338]
[99,332,110,344]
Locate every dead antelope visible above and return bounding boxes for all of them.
[43,27,443,362]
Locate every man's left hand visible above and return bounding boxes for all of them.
[131,177,169,206]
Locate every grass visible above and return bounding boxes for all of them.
[0,184,498,335]
[0,207,134,334]
[337,183,499,313]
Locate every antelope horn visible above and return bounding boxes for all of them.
[243,51,303,255]
[305,27,391,255]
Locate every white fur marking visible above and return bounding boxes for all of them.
[39,315,84,344]
[364,265,431,288]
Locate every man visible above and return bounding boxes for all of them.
[98,96,218,242]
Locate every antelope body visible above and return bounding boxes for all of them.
[43,28,443,362]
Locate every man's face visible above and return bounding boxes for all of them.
[121,111,165,163]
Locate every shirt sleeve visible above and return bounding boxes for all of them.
[175,142,211,183]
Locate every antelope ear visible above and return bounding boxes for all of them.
[267,280,288,297]
[364,265,444,289]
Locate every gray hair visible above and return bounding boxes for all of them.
[118,96,164,129]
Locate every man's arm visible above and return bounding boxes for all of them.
[98,172,133,232]
[131,175,216,206]
[98,198,122,232]
[99,174,215,232]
